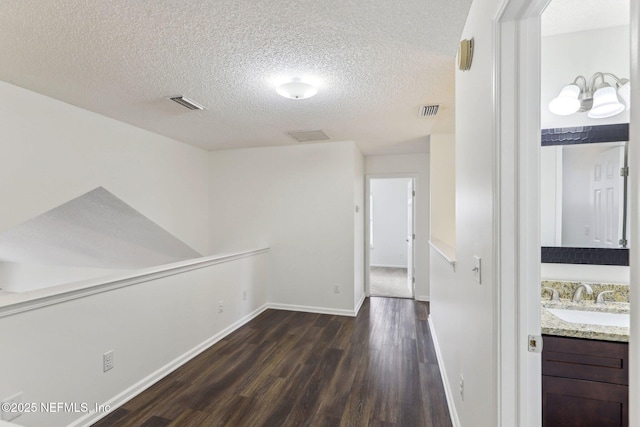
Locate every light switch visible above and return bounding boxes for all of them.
[472,256,481,284]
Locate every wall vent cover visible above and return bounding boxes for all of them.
[169,96,205,110]
[418,104,439,117]
[288,130,331,142]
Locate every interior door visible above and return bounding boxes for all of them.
[407,179,414,295]
[590,145,624,247]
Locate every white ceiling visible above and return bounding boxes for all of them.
[542,0,629,36]
[0,0,473,155]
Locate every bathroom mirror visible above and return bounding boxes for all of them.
[541,124,630,265]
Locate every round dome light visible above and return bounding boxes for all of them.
[276,79,318,100]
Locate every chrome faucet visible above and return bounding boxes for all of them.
[542,286,560,302]
[572,283,593,303]
[596,290,615,304]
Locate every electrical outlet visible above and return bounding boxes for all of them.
[1,392,23,421]
[333,284,340,293]
[103,350,114,372]
[243,291,247,301]
[218,301,224,313]
[459,374,464,400]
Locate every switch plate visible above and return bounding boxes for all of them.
[218,301,224,313]
[243,291,247,301]
[333,284,340,293]
[472,256,481,284]
[459,374,464,400]
[103,350,114,372]
[1,392,23,421]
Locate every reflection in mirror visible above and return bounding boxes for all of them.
[541,140,629,249]
[540,124,630,266]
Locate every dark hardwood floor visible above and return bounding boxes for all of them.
[93,297,452,427]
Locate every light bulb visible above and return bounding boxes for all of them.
[549,84,581,115]
[588,85,625,118]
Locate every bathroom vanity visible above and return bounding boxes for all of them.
[541,282,629,427]
[542,335,628,427]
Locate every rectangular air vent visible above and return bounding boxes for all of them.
[288,130,330,143]
[169,96,205,110]
[419,104,439,117]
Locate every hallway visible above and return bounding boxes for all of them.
[369,267,412,298]
[94,298,452,426]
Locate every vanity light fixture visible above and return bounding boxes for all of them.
[549,73,630,118]
[276,78,318,100]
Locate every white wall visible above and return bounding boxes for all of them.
[541,25,630,129]
[365,153,430,300]
[0,253,269,427]
[429,0,498,425]
[209,141,362,314]
[0,82,210,255]
[430,133,456,255]
[354,148,365,309]
[541,262,629,284]
[540,146,562,246]
[370,178,410,268]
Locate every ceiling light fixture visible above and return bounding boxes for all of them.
[276,78,318,100]
[549,72,630,118]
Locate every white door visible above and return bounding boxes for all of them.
[590,145,624,247]
[407,179,414,295]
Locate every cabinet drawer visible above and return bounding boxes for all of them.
[542,335,628,385]
[543,375,628,427]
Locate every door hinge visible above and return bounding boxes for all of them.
[528,334,543,353]
[412,190,416,197]
[412,277,415,284]
[412,233,416,240]
[620,167,629,177]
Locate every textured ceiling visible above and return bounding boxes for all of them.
[542,0,629,36]
[0,0,472,155]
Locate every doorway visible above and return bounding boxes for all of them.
[367,177,415,298]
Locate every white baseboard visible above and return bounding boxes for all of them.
[370,264,408,269]
[415,295,430,302]
[354,293,366,315]
[72,303,269,427]
[268,302,359,317]
[428,316,461,427]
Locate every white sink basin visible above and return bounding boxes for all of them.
[547,308,630,328]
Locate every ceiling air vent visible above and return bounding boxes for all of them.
[169,96,205,110]
[418,104,439,117]
[288,130,330,143]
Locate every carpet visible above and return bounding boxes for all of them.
[370,267,412,298]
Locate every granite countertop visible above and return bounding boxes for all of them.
[541,300,630,342]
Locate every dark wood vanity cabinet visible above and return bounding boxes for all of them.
[542,335,629,427]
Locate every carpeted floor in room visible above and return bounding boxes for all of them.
[369,266,412,298]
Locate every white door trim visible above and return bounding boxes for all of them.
[493,1,550,426]
[365,174,418,298]
[628,0,639,424]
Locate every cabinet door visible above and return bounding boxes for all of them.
[542,335,628,385]
[543,375,628,427]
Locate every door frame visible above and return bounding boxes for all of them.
[496,1,638,425]
[365,174,418,298]
[628,0,639,424]
[493,1,549,425]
